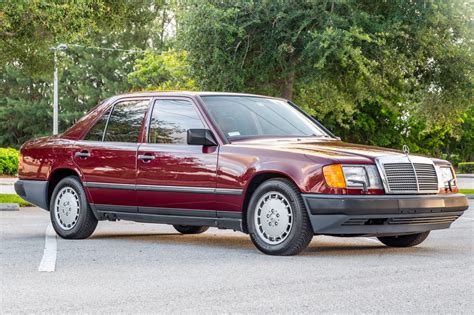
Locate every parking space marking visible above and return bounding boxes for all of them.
[38,223,57,272]
[362,237,381,244]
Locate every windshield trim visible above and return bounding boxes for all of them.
[224,134,335,142]
[286,100,338,139]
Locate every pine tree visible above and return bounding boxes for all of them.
[0,65,52,146]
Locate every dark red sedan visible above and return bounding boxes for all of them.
[15,92,468,255]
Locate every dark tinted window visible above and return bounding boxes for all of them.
[103,100,149,143]
[148,99,204,144]
[201,96,327,139]
[84,108,111,141]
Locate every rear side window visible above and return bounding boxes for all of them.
[148,99,204,144]
[84,108,111,141]
[103,100,149,143]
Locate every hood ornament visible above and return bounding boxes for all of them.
[402,144,410,156]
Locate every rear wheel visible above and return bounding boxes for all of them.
[247,178,313,256]
[173,225,209,234]
[377,231,430,247]
[50,176,98,239]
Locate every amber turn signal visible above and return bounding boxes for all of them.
[323,164,346,188]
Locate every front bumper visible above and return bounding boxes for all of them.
[302,193,468,236]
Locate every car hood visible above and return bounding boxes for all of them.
[231,138,410,162]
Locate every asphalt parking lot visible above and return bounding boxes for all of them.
[1,201,473,314]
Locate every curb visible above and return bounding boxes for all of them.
[0,203,20,211]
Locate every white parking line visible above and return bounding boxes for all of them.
[362,237,381,244]
[38,223,57,272]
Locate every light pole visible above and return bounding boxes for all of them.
[49,44,68,135]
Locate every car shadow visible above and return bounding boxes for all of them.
[89,232,440,257]
[91,232,255,251]
[303,241,433,256]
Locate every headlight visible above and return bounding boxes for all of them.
[342,166,368,187]
[323,164,383,190]
[440,166,456,187]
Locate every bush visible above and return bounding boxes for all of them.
[458,162,474,174]
[0,148,19,176]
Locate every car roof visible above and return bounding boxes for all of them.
[109,91,286,101]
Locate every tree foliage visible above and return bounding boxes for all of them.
[0,0,472,162]
[0,65,51,145]
[0,0,167,145]
[179,0,472,120]
[0,0,153,76]
[128,50,197,91]
[178,0,473,161]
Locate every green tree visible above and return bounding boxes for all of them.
[0,65,51,145]
[178,0,473,150]
[0,0,146,76]
[0,0,169,146]
[128,50,197,91]
[447,106,474,162]
[179,0,474,119]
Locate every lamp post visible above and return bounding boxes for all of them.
[49,44,68,135]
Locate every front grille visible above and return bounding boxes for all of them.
[384,163,417,191]
[382,162,438,193]
[413,163,439,191]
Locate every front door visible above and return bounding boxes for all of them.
[136,98,218,215]
[74,98,150,212]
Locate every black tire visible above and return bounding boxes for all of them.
[49,176,98,239]
[377,231,430,247]
[247,178,313,256]
[173,225,209,234]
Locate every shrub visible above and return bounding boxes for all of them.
[458,162,474,174]
[0,148,19,176]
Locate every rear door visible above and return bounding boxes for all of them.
[136,97,218,215]
[74,98,150,212]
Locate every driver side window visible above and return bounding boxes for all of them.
[148,99,205,144]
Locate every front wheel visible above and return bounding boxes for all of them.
[247,178,313,256]
[377,231,430,247]
[50,176,98,239]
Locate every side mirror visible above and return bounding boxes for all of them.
[187,129,218,146]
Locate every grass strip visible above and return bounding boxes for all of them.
[0,194,32,207]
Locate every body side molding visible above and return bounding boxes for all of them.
[84,182,243,195]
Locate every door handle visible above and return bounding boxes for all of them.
[75,151,91,158]
[138,154,155,162]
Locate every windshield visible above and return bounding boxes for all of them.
[200,96,329,140]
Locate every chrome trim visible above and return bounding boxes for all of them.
[84,182,134,190]
[375,155,439,194]
[84,182,243,195]
[215,188,243,195]
[138,184,215,194]
[375,158,390,193]
[406,154,420,191]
